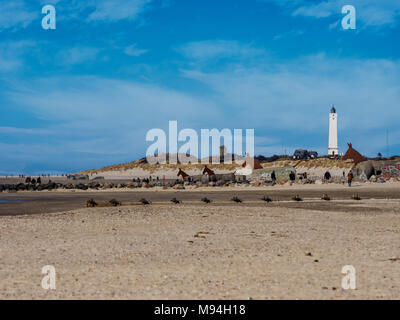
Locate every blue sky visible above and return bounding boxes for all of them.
[0,0,399,174]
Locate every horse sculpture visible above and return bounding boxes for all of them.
[202,166,217,183]
[202,166,215,176]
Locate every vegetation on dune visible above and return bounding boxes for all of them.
[80,158,242,174]
[79,157,355,175]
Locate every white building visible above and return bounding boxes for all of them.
[328,106,338,156]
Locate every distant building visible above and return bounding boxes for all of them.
[328,106,338,156]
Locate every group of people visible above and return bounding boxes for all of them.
[19,174,52,178]
[25,177,42,184]
[324,170,354,186]
[132,176,165,184]
[132,170,355,187]
[270,170,305,183]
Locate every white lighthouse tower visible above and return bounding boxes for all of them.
[328,106,338,156]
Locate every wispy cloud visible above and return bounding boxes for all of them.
[0,126,51,135]
[1,75,222,172]
[57,47,100,65]
[292,1,339,19]
[181,52,400,155]
[273,29,304,40]
[0,0,37,30]
[5,52,400,166]
[0,1,399,173]
[0,0,155,30]
[260,0,400,28]
[87,0,152,22]
[178,40,266,61]
[0,40,36,72]
[124,44,148,56]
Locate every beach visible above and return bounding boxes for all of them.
[0,184,399,299]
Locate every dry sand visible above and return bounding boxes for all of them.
[0,195,399,299]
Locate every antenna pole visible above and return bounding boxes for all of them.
[386,129,389,158]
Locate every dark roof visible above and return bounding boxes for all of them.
[330,106,336,113]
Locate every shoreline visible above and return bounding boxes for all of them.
[1,180,399,193]
[1,183,400,217]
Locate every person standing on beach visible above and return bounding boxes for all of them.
[271,171,276,182]
[347,171,354,187]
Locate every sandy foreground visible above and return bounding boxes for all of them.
[0,193,399,300]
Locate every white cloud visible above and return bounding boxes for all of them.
[178,40,266,60]
[292,1,339,19]
[260,0,400,28]
[87,0,152,22]
[6,76,223,150]
[124,44,148,56]
[273,29,304,40]
[4,50,400,162]
[6,51,399,159]
[0,55,21,72]
[2,34,400,172]
[1,76,226,171]
[57,47,100,65]
[0,40,36,72]
[0,0,154,30]
[0,0,37,30]
[181,53,400,155]
[0,127,51,135]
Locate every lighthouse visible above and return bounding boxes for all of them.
[328,106,338,156]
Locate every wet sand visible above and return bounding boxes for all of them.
[0,183,399,216]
